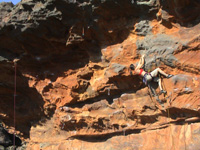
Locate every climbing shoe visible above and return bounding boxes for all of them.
[167,74,173,78]
[160,90,167,94]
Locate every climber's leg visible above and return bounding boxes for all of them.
[153,77,166,94]
[151,68,173,78]
[151,68,167,77]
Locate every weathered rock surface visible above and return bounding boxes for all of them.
[0,0,200,149]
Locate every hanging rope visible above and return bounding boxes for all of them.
[161,75,175,148]
[82,27,85,37]
[13,60,18,148]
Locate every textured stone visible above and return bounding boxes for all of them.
[135,20,152,36]
[161,0,200,24]
[0,2,14,22]
[136,34,180,70]
[0,0,200,149]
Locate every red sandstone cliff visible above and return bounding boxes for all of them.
[0,0,200,149]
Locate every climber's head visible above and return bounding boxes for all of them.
[129,64,135,75]
[130,64,135,70]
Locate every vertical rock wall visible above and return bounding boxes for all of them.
[0,0,200,149]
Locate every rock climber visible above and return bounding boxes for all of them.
[129,54,173,94]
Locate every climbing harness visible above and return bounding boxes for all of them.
[142,72,153,85]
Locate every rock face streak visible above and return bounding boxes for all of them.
[0,0,200,149]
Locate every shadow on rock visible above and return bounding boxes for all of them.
[0,61,45,139]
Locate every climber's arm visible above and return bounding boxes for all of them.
[135,54,145,70]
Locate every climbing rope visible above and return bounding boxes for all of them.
[149,54,176,148]
[81,5,85,37]
[147,84,155,104]
[161,75,175,148]
[13,62,17,148]
[82,27,85,36]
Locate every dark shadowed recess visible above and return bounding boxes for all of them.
[161,0,200,28]
[68,128,144,142]
[0,61,45,139]
[0,125,22,147]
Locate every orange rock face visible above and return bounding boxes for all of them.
[0,0,200,149]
